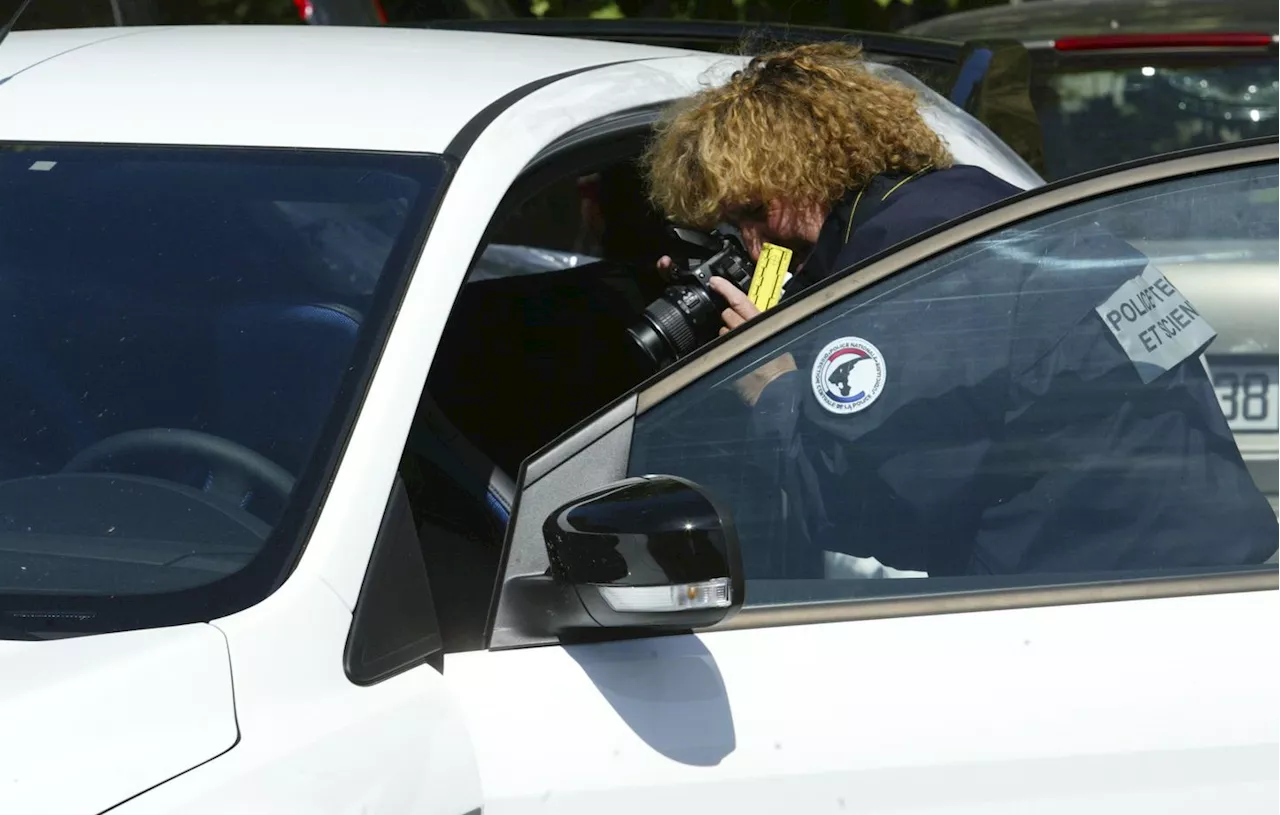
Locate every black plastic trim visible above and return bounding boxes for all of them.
[523,396,637,487]
[344,476,444,685]
[482,396,638,650]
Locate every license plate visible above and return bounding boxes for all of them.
[1212,359,1279,433]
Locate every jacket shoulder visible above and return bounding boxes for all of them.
[837,165,1022,270]
[900,164,1025,210]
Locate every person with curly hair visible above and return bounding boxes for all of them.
[635,42,1278,580]
[642,41,1021,331]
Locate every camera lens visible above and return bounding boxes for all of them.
[626,297,698,369]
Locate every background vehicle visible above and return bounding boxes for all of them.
[0,23,1274,815]
[903,0,1280,502]
[901,0,1280,179]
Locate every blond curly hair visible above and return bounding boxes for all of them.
[641,42,954,229]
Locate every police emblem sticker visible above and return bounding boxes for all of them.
[811,336,886,415]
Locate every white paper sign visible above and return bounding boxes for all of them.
[1095,263,1217,384]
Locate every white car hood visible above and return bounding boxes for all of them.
[0,623,238,815]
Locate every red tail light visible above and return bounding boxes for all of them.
[292,0,314,22]
[1054,33,1276,51]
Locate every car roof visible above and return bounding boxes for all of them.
[0,24,1045,194]
[0,26,695,152]
[900,0,1279,41]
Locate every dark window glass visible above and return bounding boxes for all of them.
[0,143,446,634]
[431,153,676,477]
[1033,59,1279,180]
[628,162,1279,607]
[400,394,510,652]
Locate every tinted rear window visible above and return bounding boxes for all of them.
[1033,57,1278,180]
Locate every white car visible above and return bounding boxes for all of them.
[0,24,1275,815]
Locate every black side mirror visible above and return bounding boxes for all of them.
[538,475,744,634]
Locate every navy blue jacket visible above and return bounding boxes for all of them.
[734,164,1278,578]
[788,164,1022,293]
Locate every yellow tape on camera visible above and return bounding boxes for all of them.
[747,242,792,311]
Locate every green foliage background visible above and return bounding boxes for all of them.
[378,0,1011,31]
[8,0,1020,31]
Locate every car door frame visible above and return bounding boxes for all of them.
[301,7,1051,170]
[402,15,1050,153]
[483,135,1279,653]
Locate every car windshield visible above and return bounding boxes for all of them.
[1035,57,1278,180]
[0,143,447,636]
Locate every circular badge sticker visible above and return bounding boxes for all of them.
[811,336,886,415]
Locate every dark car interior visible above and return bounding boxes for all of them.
[423,150,688,480]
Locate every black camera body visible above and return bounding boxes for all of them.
[627,226,755,369]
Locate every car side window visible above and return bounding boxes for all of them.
[425,148,680,478]
[403,142,689,647]
[397,392,511,653]
[476,158,678,280]
[626,161,1279,608]
[474,172,603,278]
